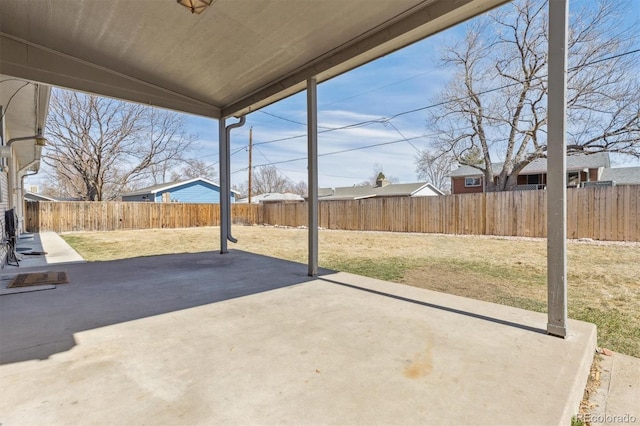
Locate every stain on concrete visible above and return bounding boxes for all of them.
[403,344,433,379]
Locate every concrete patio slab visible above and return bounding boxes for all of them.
[588,352,640,425]
[0,251,596,425]
[2,231,85,272]
[0,232,84,296]
[0,283,56,295]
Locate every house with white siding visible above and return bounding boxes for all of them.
[121,178,238,204]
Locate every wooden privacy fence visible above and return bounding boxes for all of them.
[25,185,639,241]
[26,202,263,232]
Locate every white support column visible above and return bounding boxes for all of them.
[547,0,569,338]
[218,118,228,254]
[307,77,319,276]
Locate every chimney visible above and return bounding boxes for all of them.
[375,172,389,187]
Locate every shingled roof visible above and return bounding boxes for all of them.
[449,153,611,177]
[121,178,239,197]
[600,167,640,185]
[318,182,443,200]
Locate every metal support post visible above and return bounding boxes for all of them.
[547,0,569,338]
[307,77,319,276]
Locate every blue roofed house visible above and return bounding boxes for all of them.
[121,178,238,203]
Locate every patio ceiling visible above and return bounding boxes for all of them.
[0,0,509,119]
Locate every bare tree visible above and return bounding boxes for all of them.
[44,89,197,200]
[232,181,248,199]
[415,151,454,193]
[146,155,184,185]
[170,158,218,182]
[289,180,308,197]
[251,165,290,195]
[422,0,640,191]
[234,172,306,198]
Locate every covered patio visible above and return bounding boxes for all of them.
[0,250,595,425]
[0,0,596,423]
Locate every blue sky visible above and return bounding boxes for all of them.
[180,0,640,190]
[186,33,454,189]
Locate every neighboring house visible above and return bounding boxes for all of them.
[1,75,50,244]
[448,152,627,194]
[599,167,640,186]
[25,192,58,202]
[121,177,238,203]
[317,178,444,201]
[237,193,305,204]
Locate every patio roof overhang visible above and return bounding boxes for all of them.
[0,0,509,119]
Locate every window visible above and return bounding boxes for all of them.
[527,174,540,185]
[465,177,481,187]
[567,171,580,186]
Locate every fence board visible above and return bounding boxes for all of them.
[24,186,640,241]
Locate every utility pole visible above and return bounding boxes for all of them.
[248,127,253,204]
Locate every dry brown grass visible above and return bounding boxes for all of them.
[62,225,640,356]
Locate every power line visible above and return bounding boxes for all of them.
[231,134,427,174]
[251,145,303,186]
[219,47,640,179]
[381,120,422,154]
[249,47,640,148]
[258,110,334,130]
[318,68,437,109]
[252,120,379,147]
[210,146,246,167]
[274,166,370,181]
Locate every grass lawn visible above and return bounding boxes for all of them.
[61,226,640,357]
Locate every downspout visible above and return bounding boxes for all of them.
[6,134,46,147]
[20,167,39,233]
[224,116,246,244]
[7,134,46,230]
[6,134,46,211]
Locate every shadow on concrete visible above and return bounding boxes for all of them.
[0,250,330,365]
[320,277,547,335]
[0,252,598,425]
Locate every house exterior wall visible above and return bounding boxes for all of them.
[1,124,8,266]
[16,167,26,231]
[153,181,234,204]
[452,177,483,194]
[121,194,151,202]
[411,186,441,197]
[0,170,6,238]
[452,168,618,194]
[9,154,17,212]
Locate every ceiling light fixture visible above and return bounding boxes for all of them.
[177,0,213,14]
